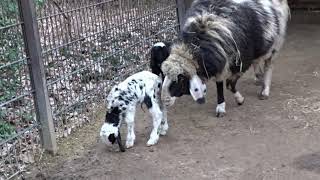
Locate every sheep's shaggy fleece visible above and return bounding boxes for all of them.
[161,0,290,115]
[162,0,290,79]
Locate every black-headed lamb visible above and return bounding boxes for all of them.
[160,0,290,117]
[150,41,207,105]
[100,71,168,152]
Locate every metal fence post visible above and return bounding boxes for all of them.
[18,0,57,154]
[176,0,193,30]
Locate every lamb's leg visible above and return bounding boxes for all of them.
[125,109,136,148]
[159,106,168,136]
[147,98,162,146]
[259,57,273,100]
[226,73,245,105]
[216,81,226,117]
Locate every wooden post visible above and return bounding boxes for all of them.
[18,0,57,154]
[176,0,193,30]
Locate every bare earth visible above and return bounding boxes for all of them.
[28,24,320,180]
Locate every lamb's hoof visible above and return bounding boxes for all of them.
[125,141,134,149]
[158,122,168,136]
[146,141,157,147]
[237,98,245,106]
[216,112,225,118]
[235,95,245,106]
[147,137,159,146]
[159,129,167,136]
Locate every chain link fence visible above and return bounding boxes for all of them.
[0,0,179,179]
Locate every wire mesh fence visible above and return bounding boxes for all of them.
[1,0,179,179]
[0,0,42,179]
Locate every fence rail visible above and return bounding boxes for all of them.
[0,0,186,179]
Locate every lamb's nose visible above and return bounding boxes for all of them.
[196,97,205,104]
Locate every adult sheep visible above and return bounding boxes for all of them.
[161,0,290,117]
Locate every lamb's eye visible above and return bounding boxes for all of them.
[204,89,207,93]
[195,88,199,92]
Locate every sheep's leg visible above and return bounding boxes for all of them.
[226,73,245,105]
[125,109,136,148]
[216,81,226,117]
[159,106,168,136]
[253,62,264,86]
[147,98,163,146]
[259,57,273,100]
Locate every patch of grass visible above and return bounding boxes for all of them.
[29,105,105,173]
[0,121,15,140]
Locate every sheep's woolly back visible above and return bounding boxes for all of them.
[184,11,241,65]
[161,43,198,81]
[162,0,290,81]
[162,10,240,80]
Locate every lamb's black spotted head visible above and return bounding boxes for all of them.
[100,107,122,146]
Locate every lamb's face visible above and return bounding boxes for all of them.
[100,123,119,146]
[100,107,121,146]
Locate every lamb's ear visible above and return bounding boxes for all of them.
[108,133,116,144]
[116,131,125,152]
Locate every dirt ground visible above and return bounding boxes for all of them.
[26,23,320,180]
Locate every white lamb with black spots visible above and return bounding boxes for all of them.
[100,71,168,152]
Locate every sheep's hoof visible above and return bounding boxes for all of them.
[254,81,263,86]
[254,74,264,86]
[216,112,225,118]
[216,102,226,118]
[258,94,269,100]
[226,79,232,90]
